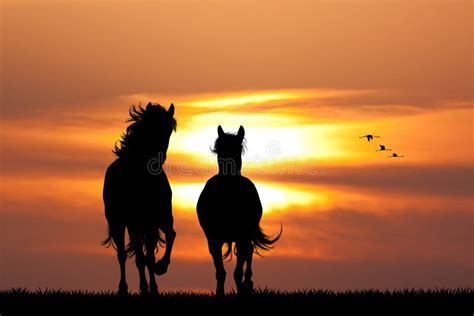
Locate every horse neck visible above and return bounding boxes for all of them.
[218,168,241,176]
[122,150,167,170]
[217,155,242,176]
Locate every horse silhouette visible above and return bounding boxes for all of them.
[197,125,282,296]
[102,102,177,295]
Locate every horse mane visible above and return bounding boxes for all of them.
[211,132,246,156]
[113,102,177,158]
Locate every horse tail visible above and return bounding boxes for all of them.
[101,223,116,249]
[252,224,283,255]
[222,241,234,261]
[125,229,167,258]
[125,238,140,258]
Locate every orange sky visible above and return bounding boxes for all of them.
[1,0,473,291]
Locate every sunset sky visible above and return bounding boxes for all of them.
[1,0,473,292]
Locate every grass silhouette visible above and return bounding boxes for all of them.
[1,288,472,314]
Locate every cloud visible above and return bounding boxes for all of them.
[2,240,472,292]
[250,164,474,198]
[0,130,111,178]
[2,131,472,289]
[272,206,473,267]
[2,1,472,114]
[1,186,472,291]
[3,123,473,200]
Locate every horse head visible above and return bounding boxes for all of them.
[212,125,246,176]
[114,102,176,164]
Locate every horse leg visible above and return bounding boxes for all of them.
[208,240,226,297]
[234,242,245,294]
[154,225,176,275]
[242,241,254,294]
[129,229,149,295]
[135,247,149,295]
[112,225,128,296]
[145,232,158,295]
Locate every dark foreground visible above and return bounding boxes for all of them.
[1,288,472,315]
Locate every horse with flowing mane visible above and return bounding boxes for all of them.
[197,125,282,296]
[102,102,177,295]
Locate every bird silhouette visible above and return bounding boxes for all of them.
[376,144,392,152]
[359,134,380,142]
[387,153,404,158]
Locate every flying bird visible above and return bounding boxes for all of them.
[359,134,380,142]
[376,144,392,152]
[387,153,404,158]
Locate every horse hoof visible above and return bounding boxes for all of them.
[240,280,254,295]
[118,282,128,297]
[150,284,159,296]
[154,259,169,275]
[117,288,128,297]
[215,290,225,298]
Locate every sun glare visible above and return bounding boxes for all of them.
[170,111,346,162]
[172,181,320,215]
[178,89,373,109]
[183,92,297,108]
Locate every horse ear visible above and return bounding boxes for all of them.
[218,125,224,137]
[146,102,153,110]
[168,103,175,117]
[237,125,245,139]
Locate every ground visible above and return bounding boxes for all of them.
[1,288,472,315]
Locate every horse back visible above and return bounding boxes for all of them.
[197,174,262,240]
[103,158,172,226]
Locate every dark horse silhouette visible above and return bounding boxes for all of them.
[102,102,177,295]
[197,125,282,296]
